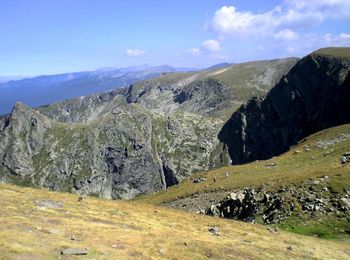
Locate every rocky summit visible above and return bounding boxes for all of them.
[1,48,350,200]
[219,47,350,164]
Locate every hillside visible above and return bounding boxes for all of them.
[1,183,349,259]
[138,124,350,239]
[0,57,295,199]
[219,47,350,164]
[126,58,298,120]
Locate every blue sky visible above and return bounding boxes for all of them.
[0,0,349,76]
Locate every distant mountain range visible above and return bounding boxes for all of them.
[0,65,197,115]
[0,76,29,83]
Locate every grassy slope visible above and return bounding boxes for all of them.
[312,47,350,59]
[211,63,268,99]
[137,124,350,240]
[1,184,350,259]
[200,59,297,119]
[138,124,350,204]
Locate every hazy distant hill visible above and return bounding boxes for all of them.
[0,65,195,115]
[0,76,29,83]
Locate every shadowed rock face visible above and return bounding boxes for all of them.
[219,49,350,164]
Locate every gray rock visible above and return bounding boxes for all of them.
[266,162,277,169]
[340,197,350,208]
[341,155,348,164]
[229,192,245,202]
[307,194,317,202]
[61,248,89,255]
[208,226,221,236]
[207,189,259,223]
[158,248,166,255]
[48,229,61,235]
[287,245,294,251]
[36,200,63,209]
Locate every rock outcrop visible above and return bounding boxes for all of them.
[0,102,223,199]
[0,103,53,180]
[219,48,350,164]
[206,177,350,224]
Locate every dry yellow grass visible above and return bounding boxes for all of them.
[0,183,349,259]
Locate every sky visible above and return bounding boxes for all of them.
[0,0,349,76]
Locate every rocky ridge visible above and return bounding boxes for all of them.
[219,48,350,164]
[0,58,295,199]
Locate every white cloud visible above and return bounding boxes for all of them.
[324,33,350,45]
[274,29,299,40]
[202,39,221,52]
[210,1,350,38]
[340,33,350,39]
[125,49,146,57]
[211,6,265,36]
[188,48,201,55]
[285,0,350,20]
[187,40,226,61]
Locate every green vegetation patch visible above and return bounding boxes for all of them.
[278,215,350,240]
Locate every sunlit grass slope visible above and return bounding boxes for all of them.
[1,183,350,259]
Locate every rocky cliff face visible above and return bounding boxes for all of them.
[0,103,53,180]
[219,48,350,164]
[0,101,224,199]
[0,58,297,199]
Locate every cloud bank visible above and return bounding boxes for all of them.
[206,0,350,57]
[211,1,350,38]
